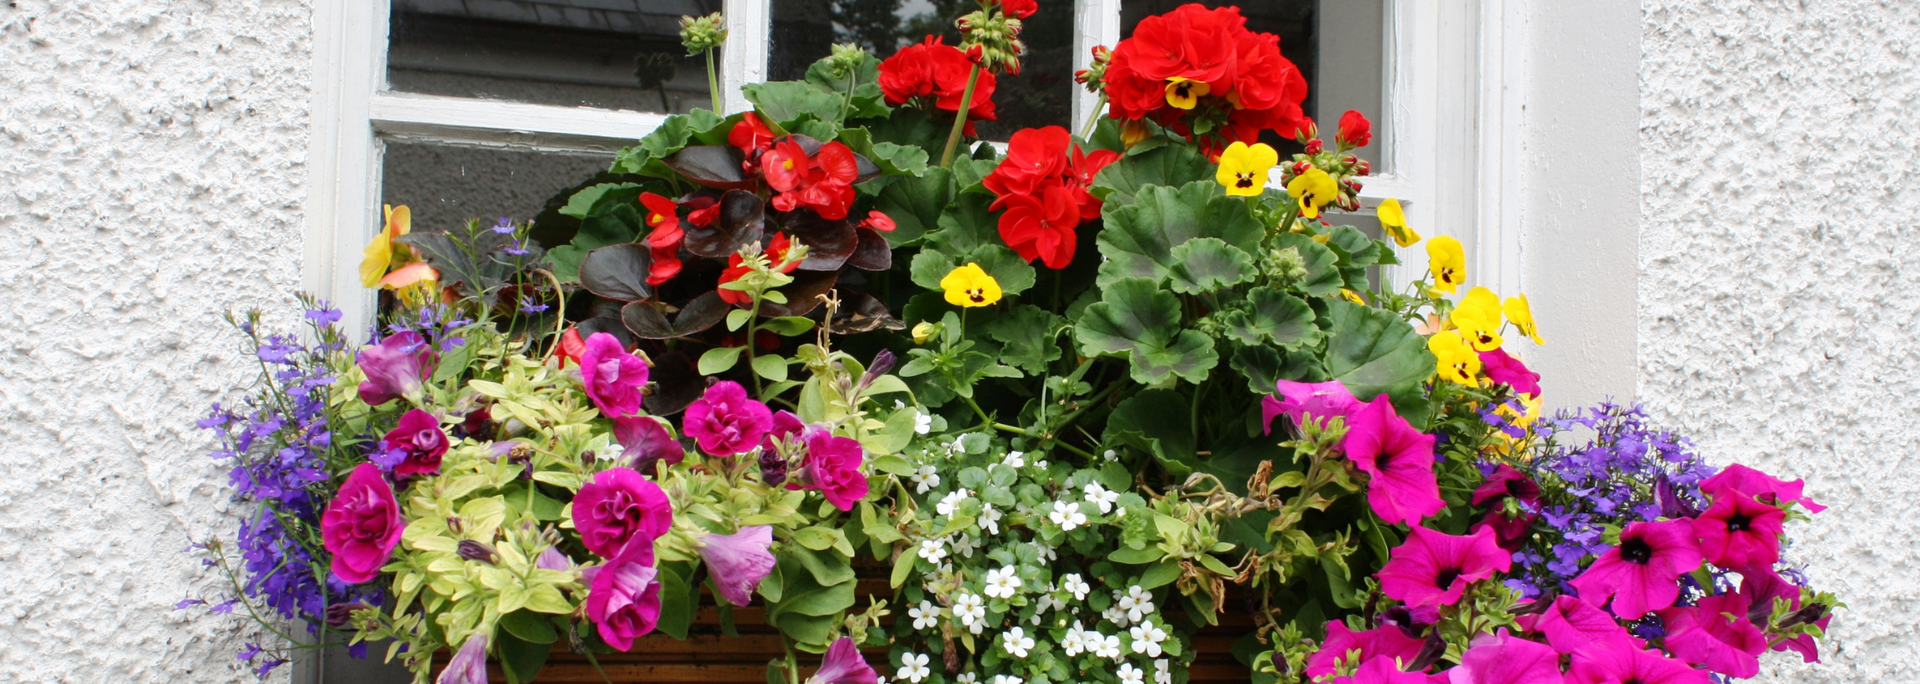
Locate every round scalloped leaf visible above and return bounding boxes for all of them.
[1095,181,1265,289]
[1270,232,1345,298]
[1090,144,1215,204]
[1167,237,1257,294]
[1221,288,1320,348]
[1323,299,1434,402]
[1075,277,1218,385]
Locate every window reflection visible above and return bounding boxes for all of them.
[381,140,614,234]
[387,0,720,113]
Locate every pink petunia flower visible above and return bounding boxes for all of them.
[1306,621,1426,679]
[1329,655,1429,684]
[1343,397,1445,526]
[612,415,684,473]
[579,332,651,418]
[573,468,673,558]
[1262,379,1363,435]
[1447,631,1562,684]
[1470,464,1541,506]
[683,381,773,456]
[796,427,869,511]
[1691,491,1786,569]
[699,525,777,606]
[320,464,405,584]
[1526,595,1637,657]
[1564,642,1710,684]
[1379,526,1511,607]
[437,632,489,684]
[1476,348,1540,397]
[584,535,662,651]
[1568,519,1704,619]
[1699,463,1824,513]
[1658,593,1767,678]
[382,408,449,477]
[806,637,878,684]
[356,331,434,406]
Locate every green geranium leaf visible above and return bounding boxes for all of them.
[1324,225,1382,267]
[559,182,641,219]
[1096,181,1264,289]
[1323,299,1433,402]
[838,128,926,177]
[1221,288,1320,348]
[873,167,952,246]
[1166,237,1256,294]
[863,108,944,154]
[950,157,1001,193]
[1271,232,1345,297]
[911,245,1036,298]
[1090,144,1214,204]
[1229,345,1329,396]
[743,81,848,126]
[987,305,1065,374]
[1076,278,1218,385]
[1103,389,1196,477]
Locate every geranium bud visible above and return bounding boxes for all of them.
[1355,160,1371,176]
[457,540,499,565]
[1305,139,1324,154]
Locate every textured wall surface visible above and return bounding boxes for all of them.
[1639,1,1920,682]
[0,0,312,681]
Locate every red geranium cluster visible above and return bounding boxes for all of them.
[981,126,1119,269]
[878,36,998,135]
[1103,3,1309,157]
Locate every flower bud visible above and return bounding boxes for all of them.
[457,540,500,565]
[678,12,727,55]
[1304,139,1324,155]
[758,448,788,487]
[911,321,938,345]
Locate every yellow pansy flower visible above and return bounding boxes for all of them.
[1286,168,1338,219]
[360,204,412,288]
[1504,294,1545,345]
[940,263,1002,308]
[1215,142,1279,197]
[1377,198,1420,247]
[1341,289,1367,305]
[1164,77,1209,110]
[1426,235,1466,293]
[1449,286,1504,350]
[911,321,937,345]
[1121,120,1152,149]
[1428,330,1482,385]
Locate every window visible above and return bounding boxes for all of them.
[310,0,1497,332]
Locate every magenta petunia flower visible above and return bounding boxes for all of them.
[1476,348,1540,397]
[806,636,878,684]
[320,464,405,584]
[1691,491,1785,569]
[584,535,662,651]
[699,525,776,606]
[798,427,869,511]
[437,632,489,684]
[1564,642,1710,684]
[1470,464,1541,506]
[1379,526,1511,607]
[1472,510,1534,552]
[1306,621,1426,679]
[1568,519,1704,619]
[1700,463,1825,513]
[579,332,651,418]
[683,381,773,456]
[612,415,684,472]
[573,467,673,558]
[1329,655,1429,684]
[1658,593,1766,678]
[1342,397,1445,526]
[1448,631,1562,684]
[1527,595,1636,657]
[356,331,434,406]
[1262,379,1363,435]
[382,409,449,477]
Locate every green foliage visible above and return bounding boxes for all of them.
[1075,278,1219,385]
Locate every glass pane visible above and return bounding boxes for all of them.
[1118,0,1387,166]
[380,140,614,234]
[387,0,720,112]
[770,0,1078,138]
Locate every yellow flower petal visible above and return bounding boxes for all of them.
[1504,294,1545,345]
[1121,120,1152,149]
[1164,77,1210,110]
[1427,330,1482,385]
[1377,198,1420,247]
[940,263,1002,308]
[360,205,413,288]
[1426,235,1466,294]
[379,261,440,290]
[1286,168,1338,219]
[1214,141,1279,197]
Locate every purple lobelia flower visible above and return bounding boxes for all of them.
[612,415,683,473]
[1658,592,1766,678]
[356,330,433,406]
[1343,397,1445,526]
[1448,631,1562,684]
[698,525,776,606]
[1307,621,1425,679]
[1262,379,1363,435]
[584,536,662,651]
[1568,519,1703,619]
[579,332,650,418]
[573,467,673,559]
[320,464,405,584]
[806,637,878,684]
[683,381,773,456]
[437,632,490,684]
[1379,526,1511,608]
[382,409,449,477]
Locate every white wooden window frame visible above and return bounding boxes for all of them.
[309,0,1520,331]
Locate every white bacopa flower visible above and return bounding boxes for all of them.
[956,675,977,684]
[983,565,1022,599]
[1154,659,1172,684]
[1049,501,1087,531]
[1032,541,1057,562]
[1030,594,1062,624]
[1002,451,1025,468]
[1060,623,1087,656]
[910,601,941,630]
[1103,449,1118,462]
[1083,482,1119,514]
[1034,459,1048,470]
[1129,622,1167,657]
[896,653,931,683]
[914,411,933,435]
[992,676,1023,684]
[913,465,941,494]
[1118,663,1146,684]
[978,504,1002,535]
[952,592,986,632]
[1001,626,1035,658]
[1092,632,1123,659]
[948,435,967,454]
[1059,573,1091,601]
[936,488,972,516]
[917,538,948,565]
[951,533,979,558]
[1125,585,1156,623]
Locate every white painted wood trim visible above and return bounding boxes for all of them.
[1473,0,1525,296]
[722,0,771,115]
[306,0,384,336]
[1071,0,1122,131]
[369,93,670,151]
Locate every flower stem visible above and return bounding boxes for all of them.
[939,62,984,168]
[1078,93,1108,141]
[706,48,722,113]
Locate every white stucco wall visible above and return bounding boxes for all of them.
[0,0,312,681]
[1639,1,1920,682]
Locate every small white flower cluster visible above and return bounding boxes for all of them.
[983,565,1022,599]
[1048,501,1086,530]
[1104,585,1156,627]
[1060,620,1124,660]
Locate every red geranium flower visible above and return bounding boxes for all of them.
[717,233,799,307]
[879,36,998,134]
[1337,109,1373,148]
[997,183,1081,269]
[984,126,1073,203]
[1102,4,1308,153]
[981,125,1120,269]
[999,0,1037,19]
